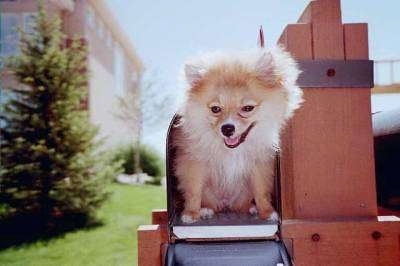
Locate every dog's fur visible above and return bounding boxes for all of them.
[174,47,302,223]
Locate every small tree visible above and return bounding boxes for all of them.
[115,71,172,179]
[0,5,119,232]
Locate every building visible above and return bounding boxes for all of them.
[1,0,143,146]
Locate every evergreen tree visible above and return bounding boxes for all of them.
[0,4,119,232]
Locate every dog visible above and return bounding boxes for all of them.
[173,46,302,223]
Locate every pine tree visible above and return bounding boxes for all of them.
[0,4,119,232]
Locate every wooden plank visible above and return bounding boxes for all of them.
[341,21,377,218]
[344,23,369,59]
[290,88,377,218]
[278,24,313,59]
[312,22,344,59]
[277,27,287,47]
[281,0,376,219]
[277,0,388,264]
[298,0,342,24]
[301,1,344,59]
[291,235,400,266]
[137,225,167,266]
[152,209,168,225]
[279,123,295,220]
[278,23,312,219]
[282,219,400,266]
[282,218,400,238]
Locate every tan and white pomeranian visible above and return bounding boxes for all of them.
[174,47,302,224]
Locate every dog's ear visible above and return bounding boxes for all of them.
[254,51,281,87]
[185,64,206,87]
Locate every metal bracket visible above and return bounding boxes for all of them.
[297,60,374,88]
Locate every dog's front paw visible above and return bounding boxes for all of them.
[257,205,279,221]
[268,211,279,222]
[181,211,199,224]
[249,204,258,215]
[199,208,214,219]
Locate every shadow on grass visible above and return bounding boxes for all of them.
[0,212,104,250]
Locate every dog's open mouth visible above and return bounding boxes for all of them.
[224,122,256,149]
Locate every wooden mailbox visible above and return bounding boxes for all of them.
[164,115,282,242]
[138,1,400,265]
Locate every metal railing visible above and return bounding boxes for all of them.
[374,59,400,86]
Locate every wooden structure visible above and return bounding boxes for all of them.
[278,0,400,264]
[137,1,400,265]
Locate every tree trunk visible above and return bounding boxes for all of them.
[134,140,142,183]
[134,116,142,183]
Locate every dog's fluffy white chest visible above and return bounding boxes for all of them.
[205,149,254,202]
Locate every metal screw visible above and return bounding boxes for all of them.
[326,68,336,77]
[311,233,320,242]
[371,231,382,240]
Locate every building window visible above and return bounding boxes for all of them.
[86,5,95,29]
[97,19,104,39]
[23,12,37,35]
[106,29,112,47]
[114,44,125,97]
[1,13,19,57]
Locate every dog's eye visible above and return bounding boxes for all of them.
[211,106,221,114]
[242,105,254,112]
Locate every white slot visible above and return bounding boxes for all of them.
[173,224,278,239]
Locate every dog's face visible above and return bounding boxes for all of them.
[207,89,258,149]
[190,76,272,149]
[183,48,302,150]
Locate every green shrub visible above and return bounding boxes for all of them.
[112,144,165,179]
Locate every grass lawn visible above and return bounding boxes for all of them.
[0,184,166,266]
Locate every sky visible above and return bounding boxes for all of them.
[107,0,400,154]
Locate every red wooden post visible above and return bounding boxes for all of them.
[278,23,313,219]
[137,209,168,266]
[279,0,376,220]
[137,225,167,266]
[283,219,400,265]
[152,209,168,225]
[278,0,400,265]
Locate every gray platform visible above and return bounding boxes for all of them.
[165,241,291,266]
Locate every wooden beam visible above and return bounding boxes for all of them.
[312,22,344,59]
[344,23,369,59]
[152,209,168,225]
[137,225,167,266]
[279,0,377,219]
[278,24,313,59]
[278,23,312,219]
[282,218,400,238]
[290,87,378,218]
[298,0,342,24]
[282,219,400,265]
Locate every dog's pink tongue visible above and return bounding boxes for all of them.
[225,136,240,146]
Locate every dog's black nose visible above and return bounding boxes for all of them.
[221,124,235,137]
